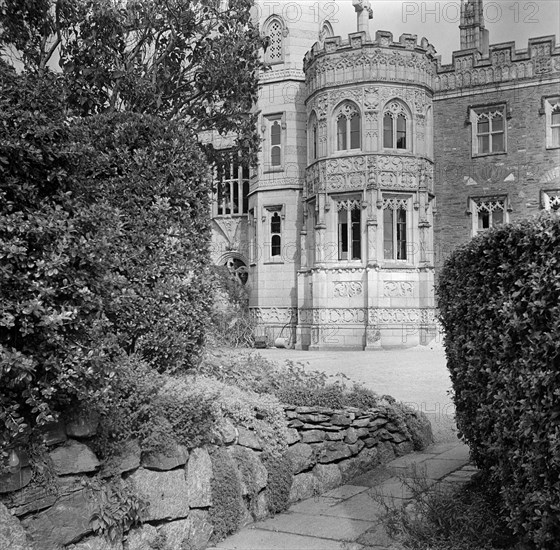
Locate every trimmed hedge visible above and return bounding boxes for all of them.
[437,213,560,548]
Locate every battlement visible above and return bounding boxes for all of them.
[304,30,438,96]
[435,35,560,93]
[304,30,437,68]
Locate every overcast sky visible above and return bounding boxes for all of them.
[304,0,559,63]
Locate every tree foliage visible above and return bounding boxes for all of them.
[0,0,262,163]
[0,0,262,455]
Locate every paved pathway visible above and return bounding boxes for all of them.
[209,440,474,550]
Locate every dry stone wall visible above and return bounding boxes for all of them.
[0,403,432,550]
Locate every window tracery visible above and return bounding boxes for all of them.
[383,101,409,150]
[264,17,285,64]
[334,102,361,151]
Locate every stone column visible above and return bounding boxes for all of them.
[352,0,373,39]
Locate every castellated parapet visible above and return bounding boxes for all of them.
[304,30,438,94]
[434,35,560,93]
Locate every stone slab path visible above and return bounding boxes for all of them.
[209,439,474,550]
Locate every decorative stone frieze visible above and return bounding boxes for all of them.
[250,307,297,325]
[306,155,434,198]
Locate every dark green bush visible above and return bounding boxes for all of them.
[0,63,116,451]
[437,213,560,548]
[159,393,217,451]
[262,453,293,515]
[0,61,213,454]
[70,112,213,374]
[209,448,244,542]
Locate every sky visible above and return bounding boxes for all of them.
[300,0,560,63]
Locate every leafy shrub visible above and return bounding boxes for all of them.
[199,352,380,410]
[262,453,293,515]
[209,448,244,542]
[375,466,517,549]
[437,213,560,548]
[70,112,213,374]
[159,392,218,451]
[91,355,175,459]
[0,63,117,451]
[88,478,148,544]
[0,61,214,456]
[208,265,255,348]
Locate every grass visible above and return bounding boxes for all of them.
[372,464,522,550]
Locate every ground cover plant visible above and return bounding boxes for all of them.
[198,350,381,410]
[375,466,518,550]
[437,213,560,548]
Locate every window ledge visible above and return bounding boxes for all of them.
[263,167,284,174]
[331,260,364,266]
[381,262,417,269]
[545,145,560,150]
[334,149,362,155]
[472,151,507,158]
[264,260,284,265]
[381,148,412,154]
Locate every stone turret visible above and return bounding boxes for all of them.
[459,0,489,56]
[296,28,439,349]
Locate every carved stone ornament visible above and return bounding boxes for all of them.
[383,281,414,297]
[334,281,363,297]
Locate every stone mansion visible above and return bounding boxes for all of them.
[209,0,560,349]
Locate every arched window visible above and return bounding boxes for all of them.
[336,199,362,260]
[271,212,282,256]
[309,112,318,161]
[271,119,282,166]
[426,106,433,157]
[335,102,361,151]
[550,102,560,148]
[383,101,410,150]
[383,196,409,260]
[224,257,248,285]
[214,152,250,216]
[264,17,285,64]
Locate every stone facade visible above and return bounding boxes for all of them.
[433,36,560,273]
[210,0,560,349]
